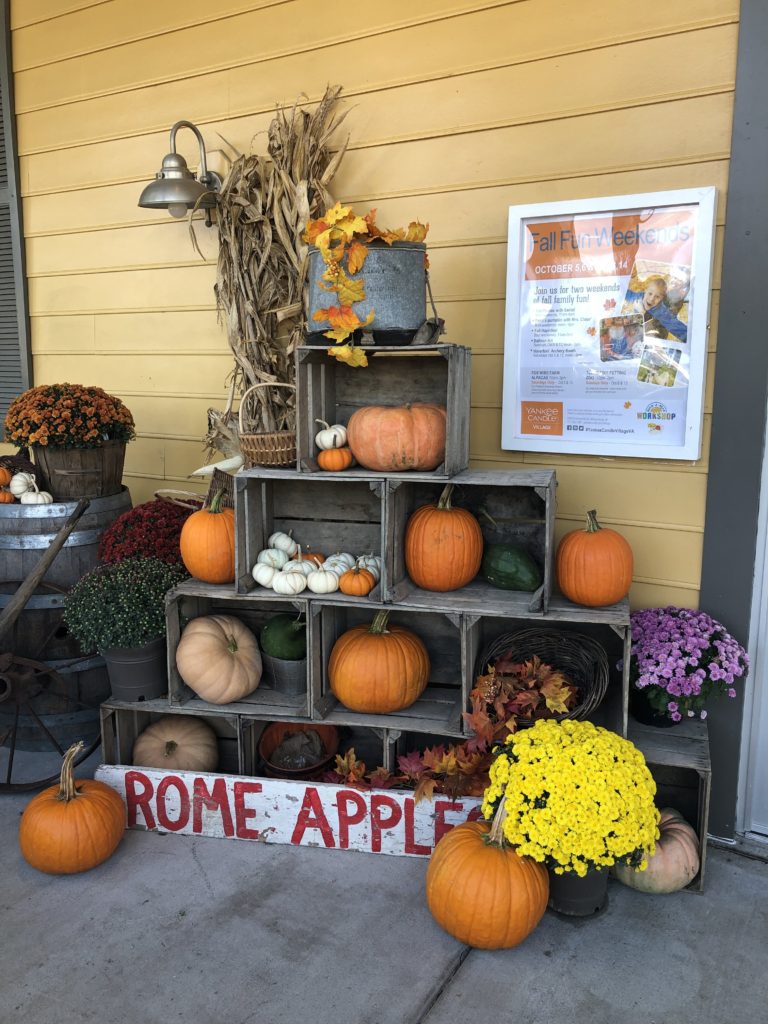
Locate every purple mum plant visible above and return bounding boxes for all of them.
[628,607,748,722]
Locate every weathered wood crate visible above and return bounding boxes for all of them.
[385,468,557,615]
[235,470,386,602]
[462,597,631,740]
[295,343,471,477]
[100,698,260,776]
[628,717,711,892]
[310,602,465,736]
[96,763,482,856]
[166,581,312,718]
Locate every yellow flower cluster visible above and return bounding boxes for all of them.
[481,719,660,877]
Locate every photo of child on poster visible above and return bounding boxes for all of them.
[599,314,645,361]
[621,260,691,343]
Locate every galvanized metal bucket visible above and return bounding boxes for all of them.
[306,241,426,344]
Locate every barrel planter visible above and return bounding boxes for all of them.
[32,440,126,500]
[306,241,427,345]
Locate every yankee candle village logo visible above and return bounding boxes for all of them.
[637,402,676,422]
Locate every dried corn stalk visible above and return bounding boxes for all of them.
[198,86,348,454]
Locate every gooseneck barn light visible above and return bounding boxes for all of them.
[138,120,221,225]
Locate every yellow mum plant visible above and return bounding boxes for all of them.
[482,719,660,877]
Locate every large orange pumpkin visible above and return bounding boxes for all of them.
[329,611,430,713]
[405,483,483,591]
[19,742,125,875]
[426,816,549,949]
[346,403,446,472]
[179,488,235,584]
[556,508,633,606]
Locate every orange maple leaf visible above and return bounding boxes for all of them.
[347,241,369,275]
[405,220,429,243]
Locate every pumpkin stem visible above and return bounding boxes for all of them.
[437,484,455,510]
[315,420,331,430]
[369,611,391,635]
[488,801,508,848]
[56,741,84,802]
[165,741,178,757]
[585,509,602,533]
[226,633,239,654]
[208,489,226,514]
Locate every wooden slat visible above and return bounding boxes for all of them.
[11,1,113,31]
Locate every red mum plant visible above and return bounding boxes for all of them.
[98,499,200,566]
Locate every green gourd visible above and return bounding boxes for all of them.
[259,614,307,661]
[481,544,542,592]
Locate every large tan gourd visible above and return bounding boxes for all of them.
[132,715,219,772]
[176,615,262,705]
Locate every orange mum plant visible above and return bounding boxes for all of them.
[4,384,135,450]
[302,202,429,367]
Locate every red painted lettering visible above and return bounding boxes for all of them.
[290,787,335,848]
[370,793,402,853]
[124,770,156,829]
[233,781,263,839]
[193,777,234,837]
[434,800,463,845]
[467,805,484,822]
[156,775,190,831]
[336,789,367,849]
[404,797,431,856]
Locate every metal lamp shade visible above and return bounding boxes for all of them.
[138,151,217,211]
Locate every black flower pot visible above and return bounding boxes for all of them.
[630,687,677,728]
[548,867,609,917]
[102,637,167,702]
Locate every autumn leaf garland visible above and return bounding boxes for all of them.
[302,202,429,366]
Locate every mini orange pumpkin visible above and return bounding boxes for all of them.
[179,488,235,584]
[0,490,15,503]
[338,566,377,596]
[329,610,429,713]
[0,467,12,486]
[556,508,633,607]
[19,742,125,875]
[405,483,483,591]
[317,443,354,472]
[426,809,548,949]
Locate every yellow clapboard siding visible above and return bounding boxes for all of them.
[629,582,700,611]
[30,311,224,353]
[125,475,207,507]
[120,394,229,438]
[31,352,232,395]
[10,0,108,30]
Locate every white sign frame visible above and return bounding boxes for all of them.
[501,187,717,460]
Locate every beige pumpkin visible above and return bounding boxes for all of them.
[176,615,262,705]
[132,715,219,772]
[614,807,700,893]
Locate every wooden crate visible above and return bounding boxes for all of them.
[386,468,557,615]
[463,597,631,740]
[234,470,386,602]
[166,581,312,718]
[100,698,261,776]
[628,717,711,892]
[310,602,465,736]
[251,721,401,775]
[295,343,471,477]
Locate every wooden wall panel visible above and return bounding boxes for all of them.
[9,0,739,608]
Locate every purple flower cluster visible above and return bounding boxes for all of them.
[629,606,748,721]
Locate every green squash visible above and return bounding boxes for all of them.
[481,544,542,592]
[259,614,307,661]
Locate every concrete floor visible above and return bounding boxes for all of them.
[2,753,768,1024]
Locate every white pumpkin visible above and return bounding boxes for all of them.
[257,547,290,569]
[268,530,299,557]
[272,570,308,596]
[306,566,340,594]
[252,562,279,588]
[356,554,382,581]
[9,472,36,497]
[20,485,53,505]
[282,552,316,577]
[132,715,219,772]
[315,419,348,450]
[324,552,355,571]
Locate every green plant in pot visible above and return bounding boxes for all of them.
[64,558,188,701]
[259,612,307,697]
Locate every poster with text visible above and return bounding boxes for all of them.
[501,189,716,460]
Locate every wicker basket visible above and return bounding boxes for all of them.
[238,382,296,468]
[475,628,609,723]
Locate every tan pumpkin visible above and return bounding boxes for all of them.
[346,403,446,472]
[176,615,262,705]
[556,508,633,607]
[614,808,700,893]
[405,483,483,591]
[132,715,219,773]
[329,610,429,713]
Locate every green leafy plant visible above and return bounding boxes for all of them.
[64,558,188,652]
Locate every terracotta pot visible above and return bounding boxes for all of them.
[258,723,339,779]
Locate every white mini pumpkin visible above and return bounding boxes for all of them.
[257,547,290,569]
[20,485,53,505]
[315,419,348,450]
[272,570,308,596]
[252,562,279,588]
[356,554,382,581]
[306,566,340,594]
[282,552,316,577]
[9,472,36,497]
[268,530,299,557]
[324,552,356,572]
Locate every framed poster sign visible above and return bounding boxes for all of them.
[501,188,717,460]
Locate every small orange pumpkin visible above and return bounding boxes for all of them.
[299,549,325,564]
[0,490,15,503]
[426,811,549,949]
[338,566,377,596]
[329,610,430,713]
[19,742,125,875]
[179,488,235,584]
[405,483,483,591]
[556,508,633,607]
[0,467,12,486]
[317,442,354,472]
